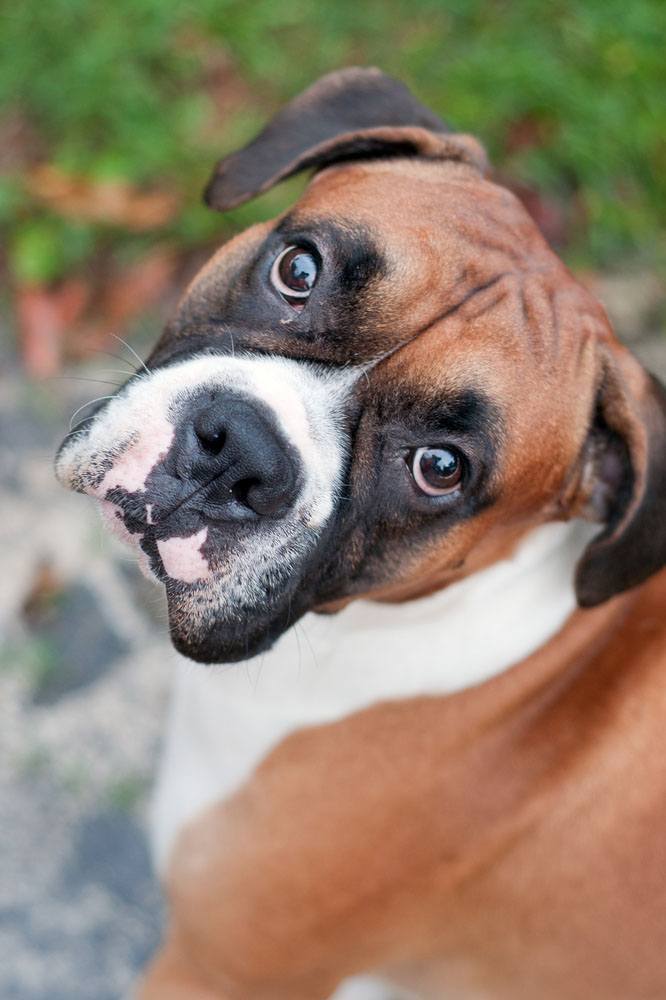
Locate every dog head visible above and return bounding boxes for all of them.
[56,68,666,663]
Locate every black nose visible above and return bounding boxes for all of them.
[181,393,301,518]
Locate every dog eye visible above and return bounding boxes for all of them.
[271,245,319,303]
[410,446,464,496]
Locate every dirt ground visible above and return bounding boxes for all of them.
[1,273,665,999]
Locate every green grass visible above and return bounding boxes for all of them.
[1,0,665,284]
[105,774,148,814]
[0,636,61,691]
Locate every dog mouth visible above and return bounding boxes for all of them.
[88,464,326,662]
[97,490,311,663]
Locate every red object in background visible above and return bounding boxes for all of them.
[16,279,90,379]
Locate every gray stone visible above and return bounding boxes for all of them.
[26,582,130,705]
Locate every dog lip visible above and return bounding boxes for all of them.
[155,528,212,584]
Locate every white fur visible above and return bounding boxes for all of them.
[151,518,596,873]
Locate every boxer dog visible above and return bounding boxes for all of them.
[56,69,666,999]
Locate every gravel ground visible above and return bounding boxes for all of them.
[0,342,171,1000]
[0,274,665,999]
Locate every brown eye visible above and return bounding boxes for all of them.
[411,446,463,496]
[271,245,319,302]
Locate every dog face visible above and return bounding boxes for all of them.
[56,68,666,663]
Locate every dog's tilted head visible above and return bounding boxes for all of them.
[56,68,666,664]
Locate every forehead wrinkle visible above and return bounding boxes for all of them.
[359,270,522,392]
[413,266,587,380]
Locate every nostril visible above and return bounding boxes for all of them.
[194,410,227,456]
[196,427,226,456]
[231,476,260,507]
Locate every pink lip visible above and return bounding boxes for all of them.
[156,528,212,584]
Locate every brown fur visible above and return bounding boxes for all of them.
[141,571,666,999]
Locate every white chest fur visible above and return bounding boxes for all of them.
[150,519,595,870]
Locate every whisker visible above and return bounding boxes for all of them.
[293,621,303,680]
[68,394,116,432]
[49,376,124,387]
[251,651,267,695]
[86,348,136,368]
[111,333,152,376]
[298,620,320,672]
[96,368,138,378]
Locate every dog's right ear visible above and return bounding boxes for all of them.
[575,340,666,608]
[204,67,487,211]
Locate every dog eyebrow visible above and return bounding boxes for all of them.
[384,386,503,442]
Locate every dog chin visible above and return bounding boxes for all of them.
[163,581,294,664]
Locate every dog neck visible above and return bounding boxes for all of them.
[234,519,596,708]
[151,519,596,869]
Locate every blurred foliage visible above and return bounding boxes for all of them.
[1,0,665,286]
[105,774,148,814]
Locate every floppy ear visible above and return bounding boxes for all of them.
[204,66,487,211]
[575,342,666,607]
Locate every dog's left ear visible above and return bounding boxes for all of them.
[575,340,666,607]
[204,66,487,211]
